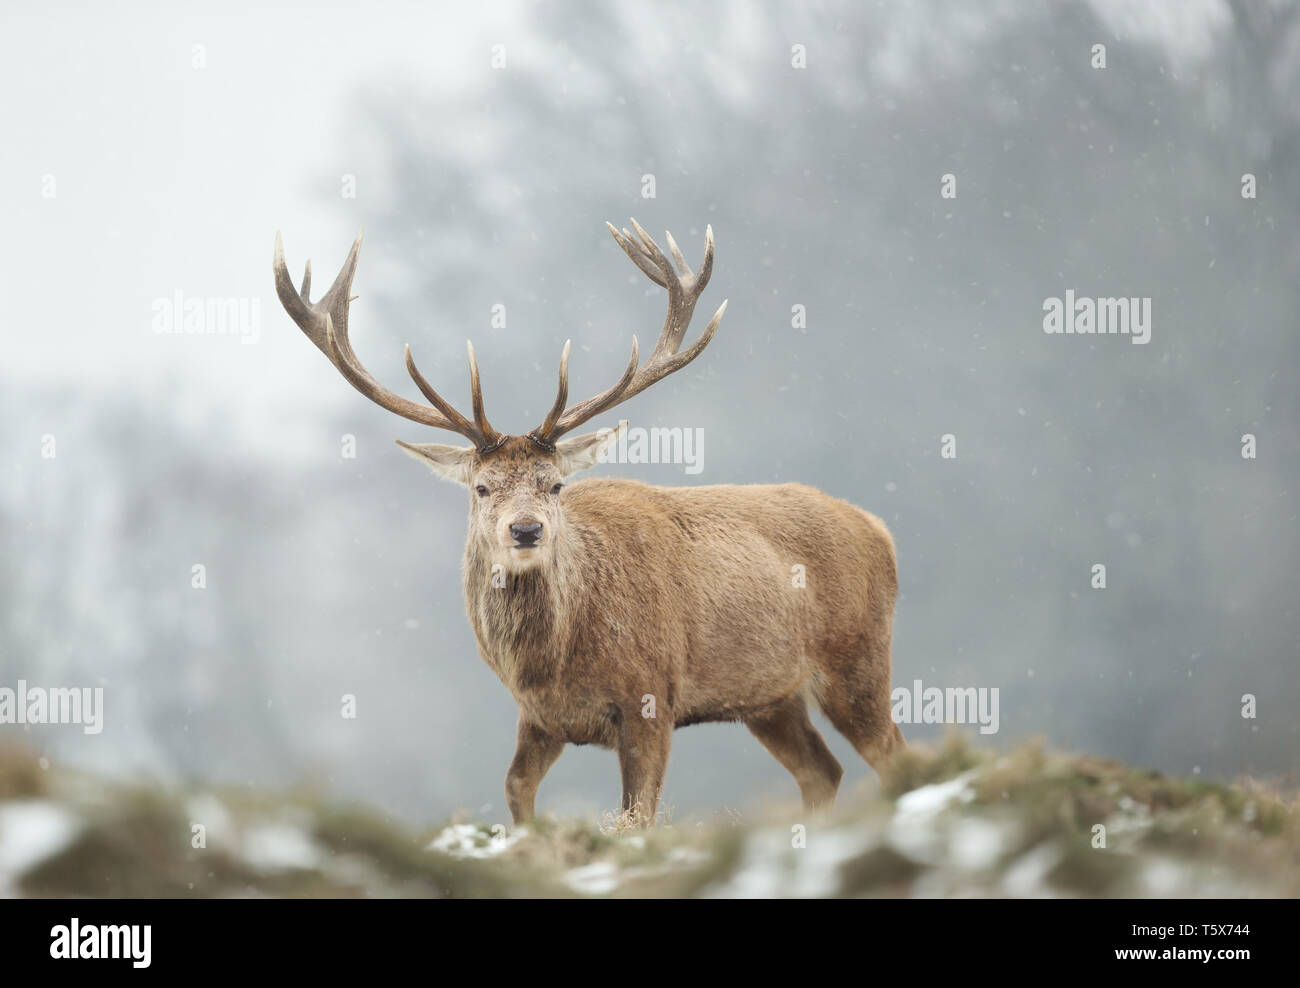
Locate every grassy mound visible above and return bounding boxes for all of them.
[1,738,1294,898]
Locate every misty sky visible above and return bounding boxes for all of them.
[2,0,1296,824]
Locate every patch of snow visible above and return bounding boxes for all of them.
[888,771,977,863]
[702,829,791,898]
[789,828,874,897]
[0,801,83,894]
[185,794,233,848]
[427,823,525,860]
[1000,841,1062,897]
[565,860,619,895]
[1141,856,1187,896]
[949,817,1014,870]
[240,822,320,872]
[895,773,976,818]
[703,825,874,898]
[666,846,711,867]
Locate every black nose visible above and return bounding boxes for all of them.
[510,522,543,546]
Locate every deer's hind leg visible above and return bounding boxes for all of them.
[814,628,905,772]
[744,693,843,810]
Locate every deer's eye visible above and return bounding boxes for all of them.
[475,485,489,498]
[551,483,564,495]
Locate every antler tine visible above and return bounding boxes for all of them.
[272,231,326,346]
[533,220,725,442]
[608,223,667,287]
[695,223,715,290]
[627,218,715,355]
[404,345,479,439]
[664,230,691,278]
[545,336,640,439]
[532,339,572,443]
[465,341,502,448]
[273,232,487,445]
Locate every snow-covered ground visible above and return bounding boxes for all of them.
[2,740,1294,898]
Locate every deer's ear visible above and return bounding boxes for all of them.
[556,420,627,476]
[396,441,475,485]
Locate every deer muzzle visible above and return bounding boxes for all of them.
[509,522,544,548]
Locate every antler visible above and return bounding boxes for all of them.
[528,219,728,446]
[272,231,504,451]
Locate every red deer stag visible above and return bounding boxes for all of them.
[273,220,903,824]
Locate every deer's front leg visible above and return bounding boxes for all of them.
[616,712,672,826]
[505,716,564,824]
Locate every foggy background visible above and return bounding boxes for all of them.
[1,0,1296,825]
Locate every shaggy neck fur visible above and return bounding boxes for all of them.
[463,525,584,692]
